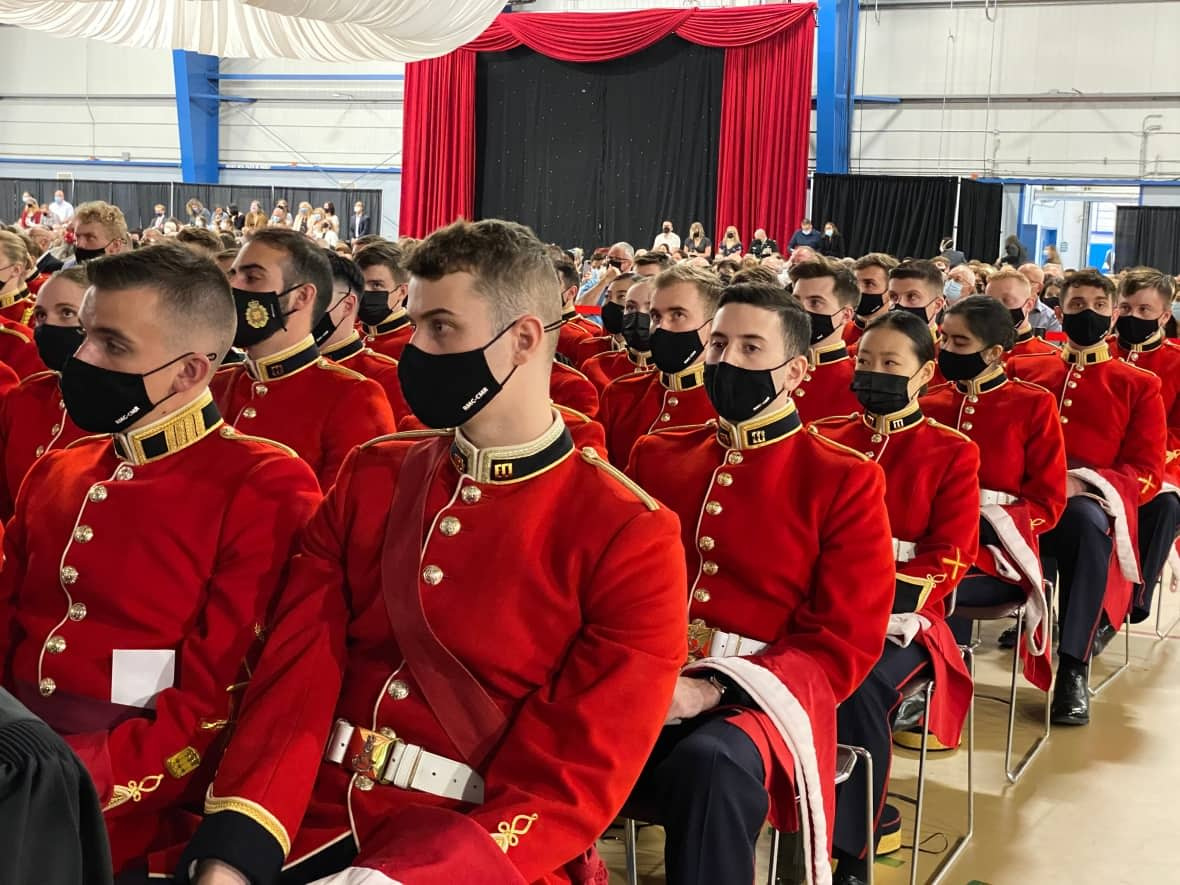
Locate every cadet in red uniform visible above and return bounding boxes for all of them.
[790,259,861,422]
[601,265,719,467]
[555,260,599,362]
[1008,269,1166,724]
[0,230,39,326]
[177,219,687,885]
[0,245,321,877]
[575,273,632,367]
[582,276,655,391]
[922,296,1067,688]
[885,260,947,383]
[843,253,897,346]
[316,250,408,421]
[624,284,894,885]
[215,228,396,489]
[354,241,414,360]
[812,311,979,885]
[1111,268,1180,622]
[550,360,600,418]
[0,267,89,521]
[986,269,1059,361]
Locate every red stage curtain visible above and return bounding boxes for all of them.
[400,4,815,242]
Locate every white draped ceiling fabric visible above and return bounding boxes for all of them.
[0,0,507,61]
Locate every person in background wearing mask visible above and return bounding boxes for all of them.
[985,268,1059,361]
[845,253,898,346]
[887,259,947,383]
[622,281,893,885]
[788,218,821,252]
[813,310,979,885]
[149,204,168,232]
[213,228,395,489]
[1008,270,1166,725]
[354,241,414,361]
[788,259,861,422]
[0,244,321,880]
[18,196,45,230]
[70,201,129,270]
[577,241,635,308]
[1018,262,1061,334]
[718,226,743,258]
[321,201,340,234]
[818,222,845,258]
[351,201,371,240]
[1109,269,1180,628]
[922,296,1066,693]
[683,221,712,259]
[555,260,597,364]
[653,220,681,252]
[176,218,687,885]
[582,276,656,392]
[267,205,288,227]
[576,272,634,367]
[749,228,778,260]
[599,265,719,468]
[47,190,74,228]
[291,202,313,235]
[944,264,976,307]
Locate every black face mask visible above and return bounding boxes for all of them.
[357,290,393,326]
[806,309,843,345]
[705,360,787,424]
[1062,309,1112,347]
[856,293,884,317]
[601,301,625,334]
[232,286,298,348]
[937,348,990,382]
[851,369,914,415]
[1009,307,1027,327]
[1115,314,1162,346]
[650,323,706,374]
[397,323,518,429]
[34,323,85,372]
[60,352,194,433]
[73,244,109,264]
[313,293,350,347]
[621,312,652,352]
[892,302,931,323]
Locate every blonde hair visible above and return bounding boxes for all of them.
[986,267,1031,294]
[689,221,705,239]
[0,230,33,274]
[724,225,740,241]
[74,201,129,243]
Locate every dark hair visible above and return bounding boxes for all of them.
[1063,268,1115,299]
[354,240,409,285]
[554,260,580,293]
[322,201,336,215]
[789,258,860,309]
[654,264,724,317]
[718,282,809,359]
[853,252,899,274]
[889,258,944,292]
[326,249,365,295]
[247,228,333,323]
[862,309,936,365]
[1119,267,1175,305]
[85,243,235,359]
[175,226,223,256]
[634,251,671,271]
[944,294,1015,352]
[730,266,779,287]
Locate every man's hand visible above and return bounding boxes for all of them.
[1065,475,1089,498]
[600,264,621,286]
[664,675,723,724]
[194,860,250,885]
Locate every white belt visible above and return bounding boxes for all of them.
[892,538,917,563]
[325,719,485,804]
[980,488,1017,507]
[707,630,768,658]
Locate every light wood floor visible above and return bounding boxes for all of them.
[597,596,1180,885]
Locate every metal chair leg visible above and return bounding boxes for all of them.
[926,647,975,885]
[623,818,639,885]
[765,827,781,885]
[907,680,934,885]
[1088,615,1131,697]
[844,745,875,885]
[1156,575,1180,640]
[1004,601,1052,784]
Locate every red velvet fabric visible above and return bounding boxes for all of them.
[399,4,816,241]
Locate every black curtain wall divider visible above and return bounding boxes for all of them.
[1114,206,1180,275]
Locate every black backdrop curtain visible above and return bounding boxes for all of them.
[474,35,723,250]
[1114,206,1180,274]
[955,178,1003,263]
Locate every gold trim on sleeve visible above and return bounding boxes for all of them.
[491,813,539,853]
[204,789,293,857]
[579,447,659,511]
[103,774,164,812]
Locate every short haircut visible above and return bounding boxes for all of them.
[718,282,809,359]
[789,258,860,308]
[853,252,900,274]
[986,267,1032,294]
[889,259,944,291]
[354,240,409,285]
[634,251,671,271]
[74,201,129,243]
[49,265,89,289]
[554,260,580,293]
[247,228,333,323]
[730,265,780,287]
[653,263,723,317]
[219,232,238,250]
[1119,267,1175,305]
[863,309,937,364]
[85,243,236,360]
[407,219,560,354]
[609,241,635,259]
[175,226,222,257]
[325,249,365,295]
[944,294,1015,352]
[1063,268,1116,299]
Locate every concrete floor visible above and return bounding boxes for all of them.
[597,597,1180,885]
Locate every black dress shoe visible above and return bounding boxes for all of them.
[1050,661,1090,725]
[998,625,1018,649]
[1090,618,1118,657]
[833,872,869,885]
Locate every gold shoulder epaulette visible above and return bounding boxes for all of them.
[651,419,714,436]
[1123,360,1157,376]
[0,324,31,344]
[19,369,57,385]
[1011,377,1055,397]
[218,425,299,458]
[557,362,592,382]
[925,416,972,443]
[808,412,859,428]
[215,362,242,375]
[555,404,592,424]
[65,433,109,449]
[363,349,399,367]
[315,358,367,381]
[360,429,453,449]
[578,446,658,511]
[807,425,870,461]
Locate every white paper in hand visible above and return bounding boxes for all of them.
[111,649,176,709]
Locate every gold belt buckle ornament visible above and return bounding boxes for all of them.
[687,619,717,663]
[346,727,398,782]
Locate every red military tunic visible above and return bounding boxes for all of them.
[361,308,414,362]
[398,403,607,455]
[792,340,858,424]
[0,358,18,400]
[213,336,397,490]
[1110,330,1180,486]
[180,415,687,885]
[556,310,594,364]
[1005,329,1059,362]
[582,347,651,392]
[1009,343,1167,623]
[575,334,618,368]
[922,366,1067,689]
[811,404,980,745]
[550,361,600,419]
[0,371,86,521]
[0,288,36,326]
[0,389,321,874]
[842,315,870,347]
[321,331,409,422]
[0,316,47,379]
[601,362,716,468]
[627,404,894,863]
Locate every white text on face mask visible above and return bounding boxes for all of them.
[463,386,491,412]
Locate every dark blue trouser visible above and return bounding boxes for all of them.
[1132,493,1180,623]
[1039,496,1112,661]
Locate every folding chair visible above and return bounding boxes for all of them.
[1154,572,1180,640]
[1087,614,1130,696]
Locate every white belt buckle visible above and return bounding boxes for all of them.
[892,538,917,563]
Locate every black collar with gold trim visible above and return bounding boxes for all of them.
[364,308,411,338]
[627,348,651,368]
[810,341,850,367]
[1014,327,1035,344]
[1062,342,1111,366]
[450,414,574,484]
[1121,329,1165,354]
[321,331,365,362]
[0,289,31,310]
[660,361,705,392]
[955,363,1008,397]
[863,400,924,435]
[247,336,320,382]
[561,308,578,324]
[717,402,804,451]
[113,390,222,465]
[223,348,247,366]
